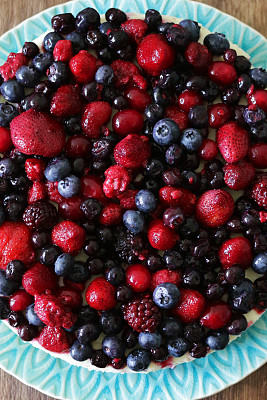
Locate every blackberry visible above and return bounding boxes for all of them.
[23,201,58,230]
[115,228,147,264]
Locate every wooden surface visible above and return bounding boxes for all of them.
[0,0,266,399]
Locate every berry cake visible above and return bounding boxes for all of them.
[0,6,266,374]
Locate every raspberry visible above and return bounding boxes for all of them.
[115,228,148,264]
[122,295,161,333]
[0,52,28,81]
[251,173,267,209]
[22,263,59,296]
[99,203,123,225]
[159,186,196,216]
[150,269,182,292]
[52,221,86,256]
[50,84,84,118]
[28,181,47,204]
[165,105,189,131]
[121,19,148,44]
[114,134,151,169]
[103,165,132,198]
[45,181,65,204]
[85,277,116,311]
[81,101,112,138]
[53,40,73,62]
[172,288,206,324]
[147,219,178,251]
[69,50,98,84]
[38,326,69,353]
[23,201,58,230]
[111,59,147,90]
[25,158,45,181]
[118,190,138,210]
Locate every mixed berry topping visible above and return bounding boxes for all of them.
[0,6,266,372]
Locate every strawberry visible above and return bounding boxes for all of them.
[99,203,123,225]
[50,84,84,117]
[111,59,147,90]
[216,121,249,163]
[85,277,116,311]
[22,263,59,295]
[10,109,66,157]
[171,288,206,324]
[25,158,45,181]
[38,326,69,353]
[0,52,27,81]
[165,105,189,131]
[218,237,253,269]
[103,165,132,198]
[69,50,98,84]
[53,39,73,62]
[118,189,138,210]
[223,161,255,191]
[121,19,148,44]
[200,301,232,329]
[195,189,234,228]
[28,181,47,204]
[34,293,76,329]
[150,269,182,292]
[114,134,151,169]
[147,219,178,251]
[251,173,267,209]
[45,181,65,204]
[81,101,112,138]
[159,186,196,216]
[52,221,86,256]
[0,221,35,270]
[137,34,175,76]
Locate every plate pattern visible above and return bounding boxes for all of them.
[0,1,266,399]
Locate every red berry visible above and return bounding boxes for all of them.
[126,264,151,292]
[103,165,131,198]
[124,87,151,112]
[251,173,267,209]
[216,121,249,163]
[56,285,83,310]
[208,103,232,129]
[185,42,212,69]
[9,289,33,312]
[99,203,123,225]
[86,277,116,311]
[223,49,237,63]
[178,90,202,113]
[22,262,58,296]
[63,278,85,292]
[122,295,161,332]
[137,34,175,76]
[218,237,253,269]
[118,189,138,210]
[112,109,144,137]
[208,61,237,86]
[248,143,267,169]
[165,105,189,131]
[45,181,64,204]
[150,269,182,292]
[198,139,218,161]
[223,161,255,191]
[28,181,47,204]
[53,39,73,62]
[52,221,86,255]
[38,326,69,353]
[81,175,107,203]
[69,50,98,84]
[147,219,178,251]
[200,301,232,329]
[65,134,92,159]
[50,84,84,117]
[159,186,196,216]
[58,196,84,221]
[247,89,267,113]
[0,127,13,152]
[0,52,28,81]
[82,101,112,139]
[121,19,148,44]
[111,59,147,90]
[114,134,151,169]
[25,158,45,181]
[172,288,206,324]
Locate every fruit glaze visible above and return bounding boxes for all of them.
[0,7,266,373]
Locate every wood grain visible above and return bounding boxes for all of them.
[0,0,266,399]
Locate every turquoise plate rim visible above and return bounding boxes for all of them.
[0,1,266,399]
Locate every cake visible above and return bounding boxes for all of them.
[0,6,266,373]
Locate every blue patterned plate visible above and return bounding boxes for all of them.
[0,1,266,399]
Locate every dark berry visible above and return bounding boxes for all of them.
[5,260,25,282]
[184,322,205,343]
[77,322,101,344]
[70,340,93,361]
[18,323,38,341]
[204,33,229,56]
[127,349,150,371]
[75,8,100,33]
[52,13,75,34]
[22,42,39,58]
[105,8,127,27]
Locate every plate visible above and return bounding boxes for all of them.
[0,0,266,399]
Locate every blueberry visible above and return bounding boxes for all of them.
[66,31,87,54]
[33,53,54,74]
[135,190,157,213]
[67,261,90,283]
[70,340,93,361]
[0,102,18,127]
[87,29,107,49]
[160,317,183,338]
[44,157,71,182]
[0,158,16,179]
[152,87,172,106]
[123,210,144,234]
[163,250,184,269]
[80,198,102,220]
[26,304,44,326]
[39,245,61,266]
[22,42,39,58]
[77,322,101,344]
[228,278,255,313]
[153,118,180,146]
[165,144,184,166]
[5,260,25,282]
[64,116,82,135]
[95,65,114,85]
[55,253,75,276]
[188,105,208,128]
[127,349,151,371]
[116,285,134,303]
[225,313,248,335]
[105,265,125,286]
[0,206,5,227]
[79,305,98,325]
[252,252,267,274]
[180,19,200,42]
[201,80,219,102]
[108,30,129,50]
[167,337,189,357]
[27,93,49,112]
[51,13,76,34]
[76,8,100,33]
[58,174,81,198]
[250,121,267,142]
[92,138,113,159]
[0,270,18,296]
[204,33,230,56]
[145,103,165,124]
[47,61,70,86]
[97,47,114,64]
[102,335,125,358]
[1,81,24,103]
[100,310,124,335]
[243,106,266,126]
[166,25,191,48]
[184,322,205,343]
[91,349,109,368]
[99,22,113,35]
[249,68,267,89]
[157,22,174,35]
[105,8,127,28]
[145,159,164,178]
[144,9,162,31]
[153,282,180,309]
[43,32,63,53]
[0,298,10,319]
[180,128,203,153]
[138,332,162,350]
[15,66,39,88]
[206,330,229,350]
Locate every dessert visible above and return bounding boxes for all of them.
[0,6,266,373]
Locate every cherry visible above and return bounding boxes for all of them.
[185,42,212,70]
[56,285,83,310]
[223,49,237,63]
[65,134,92,158]
[200,301,232,329]
[247,89,267,113]
[208,61,237,86]
[248,143,267,168]
[112,109,143,136]
[80,175,107,203]
[208,103,232,128]
[0,127,13,152]
[124,87,151,112]
[126,264,151,292]
[9,289,34,312]
[58,196,84,221]
[177,90,202,113]
[198,139,218,161]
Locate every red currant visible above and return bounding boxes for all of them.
[208,103,232,129]
[124,87,151,112]
[65,134,92,158]
[223,49,237,63]
[200,301,232,329]
[112,109,144,136]
[208,61,237,86]
[198,139,218,161]
[9,289,34,312]
[58,196,84,221]
[0,127,13,152]
[178,90,202,113]
[126,264,151,293]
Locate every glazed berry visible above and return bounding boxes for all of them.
[221,87,240,105]
[100,310,124,335]
[127,348,150,371]
[58,175,81,198]
[204,33,229,56]
[224,266,245,285]
[225,313,247,335]
[39,245,61,266]
[105,265,125,286]
[43,32,63,53]
[18,323,38,342]
[70,340,93,362]
[22,42,39,58]
[1,80,24,103]
[180,128,203,153]
[31,231,51,249]
[249,68,267,88]
[8,311,25,327]
[47,61,70,86]
[75,7,100,33]
[153,118,180,146]
[200,301,232,329]
[144,9,162,31]
[5,260,25,282]
[105,8,127,27]
[180,19,200,42]
[167,337,189,357]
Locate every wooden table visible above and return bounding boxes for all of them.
[0,0,266,398]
